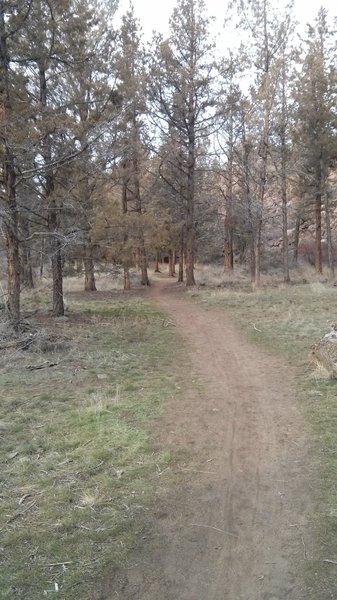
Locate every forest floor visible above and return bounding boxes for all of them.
[105,275,319,600]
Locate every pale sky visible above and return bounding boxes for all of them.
[116,0,337,40]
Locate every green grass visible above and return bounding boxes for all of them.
[0,295,184,599]
[189,282,337,599]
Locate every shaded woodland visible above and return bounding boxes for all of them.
[1,0,337,321]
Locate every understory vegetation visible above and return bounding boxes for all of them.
[189,274,337,599]
[0,290,184,599]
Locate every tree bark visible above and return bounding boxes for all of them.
[254,218,262,287]
[168,249,175,277]
[155,250,161,273]
[84,256,96,291]
[280,59,290,284]
[20,218,34,289]
[123,266,131,290]
[178,227,184,283]
[139,242,150,286]
[1,3,20,321]
[324,192,335,281]
[4,154,21,321]
[315,193,322,274]
[39,61,64,315]
[185,86,196,287]
[224,211,234,271]
[293,215,301,266]
[49,200,64,317]
[51,237,64,317]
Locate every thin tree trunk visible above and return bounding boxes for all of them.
[224,102,234,272]
[324,192,335,281]
[254,219,262,287]
[51,238,64,317]
[281,188,290,283]
[168,249,174,277]
[280,160,290,283]
[124,266,131,290]
[293,216,301,266]
[4,155,20,321]
[280,59,290,284]
[315,193,322,274]
[132,107,150,287]
[76,259,83,274]
[139,242,150,286]
[242,133,255,281]
[84,257,96,291]
[172,250,176,274]
[21,218,34,289]
[21,246,34,289]
[49,201,64,317]
[185,226,195,285]
[224,212,234,271]
[178,228,184,283]
[154,250,161,273]
[185,91,196,287]
[1,6,20,322]
[39,61,64,315]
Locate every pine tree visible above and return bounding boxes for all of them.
[294,8,337,274]
[0,0,32,321]
[117,6,150,286]
[150,0,216,286]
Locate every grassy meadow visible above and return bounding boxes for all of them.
[0,283,185,599]
[2,265,337,599]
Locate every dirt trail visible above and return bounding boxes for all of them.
[104,278,317,600]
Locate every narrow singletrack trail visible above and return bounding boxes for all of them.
[105,278,317,600]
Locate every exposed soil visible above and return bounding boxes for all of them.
[101,276,318,600]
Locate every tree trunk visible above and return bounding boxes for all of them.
[224,212,234,271]
[254,218,262,287]
[155,250,161,273]
[1,9,20,322]
[49,198,64,317]
[21,246,34,289]
[315,193,322,274]
[185,224,195,286]
[324,192,335,281]
[5,155,20,321]
[84,235,96,291]
[76,259,83,274]
[280,62,290,284]
[172,250,177,274]
[51,237,64,317]
[168,249,175,277]
[39,61,64,315]
[281,152,290,283]
[250,238,256,282]
[185,91,196,287]
[139,242,150,286]
[293,216,301,266]
[21,218,34,289]
[40,237,45,278]
[178,228,184,283]
[123,266,131,290]
[224,104,234,272]
[84,257,96,291]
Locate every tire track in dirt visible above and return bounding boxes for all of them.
[103,279,318,600]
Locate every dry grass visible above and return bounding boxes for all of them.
[0,284,185,599]
[193,261,335,289]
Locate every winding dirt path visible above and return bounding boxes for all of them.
[104,278,317,600]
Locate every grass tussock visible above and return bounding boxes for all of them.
[0,290,184,599]
[189,276,337,599]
